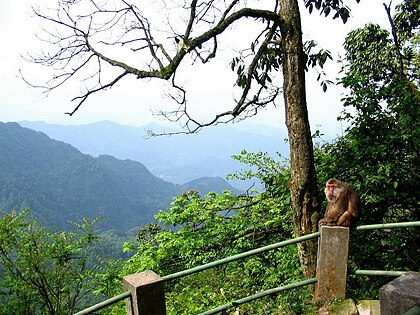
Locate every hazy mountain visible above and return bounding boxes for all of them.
[18,120,289,190]
[182,176,241,196]
[0,122,240,231]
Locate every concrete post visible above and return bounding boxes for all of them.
[315,226,350,302]
[123,270,166,315]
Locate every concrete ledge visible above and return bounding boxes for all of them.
[318,300,380,315]
[318,299,358,315]
[380,272,420,315]
[357,300,380,315]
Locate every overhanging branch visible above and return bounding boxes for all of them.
[25,1,285,128]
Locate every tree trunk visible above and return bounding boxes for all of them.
[278,0,319,281]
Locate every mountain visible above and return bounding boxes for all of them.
[18,120,289,190]
[0,122,239,231]
[182,176,241,196]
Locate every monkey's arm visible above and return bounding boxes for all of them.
[337,210,353,227]
[319,205,340,226]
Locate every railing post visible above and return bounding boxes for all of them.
[314,226,350,302]
[123,270,167,315]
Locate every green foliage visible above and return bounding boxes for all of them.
[103,151,316,314]
[230,41,282,90]
[304,0,361,23]
[0,209,101,314]
[303,40,334,92]
[315,0,419,299]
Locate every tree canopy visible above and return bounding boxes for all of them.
[316,0,419,217]
[0,210,101,314]
[315,0,419,298]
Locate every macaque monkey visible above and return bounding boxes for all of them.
[319,178,360,227]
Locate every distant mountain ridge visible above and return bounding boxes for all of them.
[0,122,240,231]
[18,120,289,190]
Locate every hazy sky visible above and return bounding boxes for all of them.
[0,1,391,136]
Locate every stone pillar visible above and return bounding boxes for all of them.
[314,226,350,302]
[123,270,166,315]
[379,271,420,315]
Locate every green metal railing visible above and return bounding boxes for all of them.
[74,221,419,314]
[198,278,317,315]
[352,270,407,277]
[162,231,320,281]
[75,291,131,315]
[355,221,420,230]
[349,221,420,279]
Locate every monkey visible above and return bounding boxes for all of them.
[319,178,360,227]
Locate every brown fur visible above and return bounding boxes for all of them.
[319,178,360,227]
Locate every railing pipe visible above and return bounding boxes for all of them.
[356,221,420,231]
[198,278,317,315]
[73,291,131,315]
[162,232,320,282]
[352,270,407,277]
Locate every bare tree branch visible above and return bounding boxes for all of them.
[66,70,129,116]
[24,0,283,124]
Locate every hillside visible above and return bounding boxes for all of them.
[18,120,289,189]
[0,122,239,231]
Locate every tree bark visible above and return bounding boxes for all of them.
[278,0,319,282]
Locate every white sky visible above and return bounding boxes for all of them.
[0,1,391,136]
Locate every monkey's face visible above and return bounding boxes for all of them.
[325,183,338,202]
